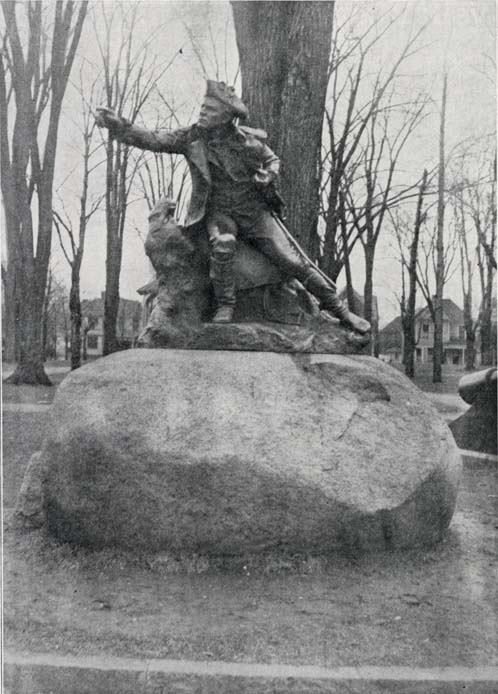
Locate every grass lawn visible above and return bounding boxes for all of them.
[392,362,484,395]
[3,355,497,667]
[3,412,50,504]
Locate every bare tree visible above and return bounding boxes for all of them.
[343,95,429,342]
[447,142,496,368]
[320,6,430,281]
[231,1,335,254]
[42,275,69,361]
[471,155,496,365]
[432,73,447,383]
[94,3,176,355]
[0,0,88,384]
[415,217,459,363]
[53,72,104,370]
[451,188,478,370]
[393,169,429,377]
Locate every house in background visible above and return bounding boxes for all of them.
[81,292,141,357]
[379,298,468,366]
[414,299,466,365]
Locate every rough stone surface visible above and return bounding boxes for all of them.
[450,391,497,455]
[449,368,497,454]
[15,451,46,529]
[34,349,461,554]
[141,316,370,354]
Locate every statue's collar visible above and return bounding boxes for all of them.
[194,122,239,145]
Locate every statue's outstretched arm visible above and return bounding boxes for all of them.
[96,107,189,154]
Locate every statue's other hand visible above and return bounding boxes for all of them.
[95,107,123,129]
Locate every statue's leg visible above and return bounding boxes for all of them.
[207,213,238,323]
[246,213,370,335]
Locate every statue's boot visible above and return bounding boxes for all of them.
[210,255,236,323]
[303,268,371,335]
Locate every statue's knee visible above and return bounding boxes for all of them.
[211,233,236,259]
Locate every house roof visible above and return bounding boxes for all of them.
[380,315,402,335]
[416,298,463,323]
[81,295,141,318]
[382,299,464,333]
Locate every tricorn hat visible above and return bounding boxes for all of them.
[205,80,248,120]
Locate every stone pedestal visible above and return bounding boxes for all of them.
[18,349,461,554]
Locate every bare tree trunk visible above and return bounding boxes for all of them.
[41,271,53,362]
[433,74,447,383]
[479,153,496,366]
[464,320,476,370]
[363,243,374,326]
[69,268,82,370]
[103,232,122,356]
[339,194,355,313]
[231,1,335,254]
[8,284,51,385]
[403,169,428,377]
[82,329,89,361]
[103,135,125,356]
[1,1,88,384]
[96,5,156,356]
[480,268,495,365]
[1,265,18,362]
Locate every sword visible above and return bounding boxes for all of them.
[269,211,337,292]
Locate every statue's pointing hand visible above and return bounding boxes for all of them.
[95,107,123,130]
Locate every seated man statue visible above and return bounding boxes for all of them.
[96,80,369,334]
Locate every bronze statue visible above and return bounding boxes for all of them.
[96,80,370,335]
[137,196,370,354]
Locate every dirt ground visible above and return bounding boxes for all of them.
[3,362,497,668]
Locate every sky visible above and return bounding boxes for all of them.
[4,0,496,326]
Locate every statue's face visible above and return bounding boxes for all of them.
[198,97,232,129]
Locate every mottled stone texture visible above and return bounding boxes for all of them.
[142,316,370,354]
[28,350,460,554]
[15,451,46,528]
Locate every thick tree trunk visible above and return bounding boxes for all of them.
[231,1,335,255]
[103,232,122,356]
[465,334,476,371]
[2,265,18,362]
[5,285,52,385]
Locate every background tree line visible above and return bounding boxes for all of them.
[1,1,495,384]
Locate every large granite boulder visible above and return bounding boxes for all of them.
[21,350,461,554]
